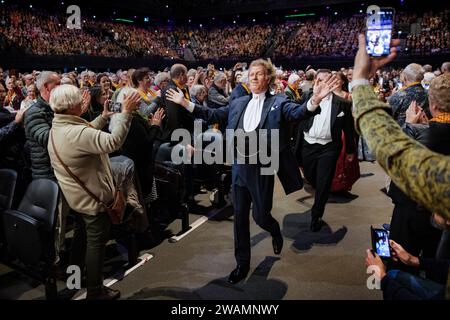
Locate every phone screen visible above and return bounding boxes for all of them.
[366,8,394,57]
[373,229,391,258]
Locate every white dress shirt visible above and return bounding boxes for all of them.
[243,92,266,132]
[304,94,333,145]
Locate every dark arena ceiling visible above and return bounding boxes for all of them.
[19,0,398,19]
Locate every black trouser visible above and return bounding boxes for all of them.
[301,140,341,220]
[232,172,281,266]
[69,212,111,291]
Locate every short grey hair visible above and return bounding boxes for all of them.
[423,72,436,83]
[36,71,58,92]
[422,64,433,73]
[288,73,300,85]
[187,69,197,78]
[190,84,207,97]
[154,72,170,86]
[214,72,226,84]
[442,62,450,73]
[402,63,425,82]
[61,77,74,85]
[49,84,83,113]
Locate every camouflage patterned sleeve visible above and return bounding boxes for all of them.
[352,85,450,218]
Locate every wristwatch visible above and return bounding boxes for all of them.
[349,79,370,93]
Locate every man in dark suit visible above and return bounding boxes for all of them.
[159,64,196,206]
[295,69,355,232]
[159,64,195,145]
[166,59,340,284]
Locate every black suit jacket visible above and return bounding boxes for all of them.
[192,92,316,195]
[294,93,355,165]
[160,80,195,144]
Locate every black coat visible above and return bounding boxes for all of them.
[294,93,355,165]
[121,114,161,199]
[389,121,450,206]
[160,80,195,144]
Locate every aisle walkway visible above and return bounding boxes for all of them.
[0,162,393,300]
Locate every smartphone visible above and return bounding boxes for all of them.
[366,7,395,57]
[109,101,122,113]
[371,226,391,259]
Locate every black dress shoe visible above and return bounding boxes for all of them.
[310,217,323,232]
[227,265,249,284]
[272,235,283,255]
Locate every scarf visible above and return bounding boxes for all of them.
[288,84,301,100]
[173,80,191,101]
[430,112,450,124]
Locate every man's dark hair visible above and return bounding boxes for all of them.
[170,64,187,79]
[131,68,150,87]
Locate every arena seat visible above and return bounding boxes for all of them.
[2,179,59,299]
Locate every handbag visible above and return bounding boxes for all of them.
[50,131,126,224]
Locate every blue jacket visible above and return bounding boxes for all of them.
[192,92,317,195]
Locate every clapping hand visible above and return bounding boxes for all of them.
[405,100,428,124]
[81,90,91,115]
[149,108,165,127]
[121,92,141,114]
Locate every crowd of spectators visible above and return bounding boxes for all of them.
[0,7,448,60]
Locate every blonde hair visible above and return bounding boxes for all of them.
[249,59,276,87]
[428,75,450,113]
[49,84,83,114]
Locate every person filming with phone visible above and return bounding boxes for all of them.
[366,212,450,300]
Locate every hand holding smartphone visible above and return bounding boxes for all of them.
[370,226,391,259]
[366,6,395,57]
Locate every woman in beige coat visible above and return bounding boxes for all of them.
[48,84,140,300]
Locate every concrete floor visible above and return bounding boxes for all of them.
[0,162,393,300]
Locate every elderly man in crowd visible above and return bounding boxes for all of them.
[442,62,450,75]
[207,72,229,109]
[285,73,302,103]
[387,63,429,126]
[190,84,208,106]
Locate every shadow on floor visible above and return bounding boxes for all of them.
[125,256,287,300]
[282,212,348,252]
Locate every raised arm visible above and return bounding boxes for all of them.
[165,87,229,124]
[283,74,340,122]
[352,34,450,218]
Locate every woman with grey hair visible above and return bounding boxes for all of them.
[190,84,207,106]
[47,84,140,299]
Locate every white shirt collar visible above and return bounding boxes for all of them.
[251,91,267,100]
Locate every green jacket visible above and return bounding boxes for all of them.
[23,96,55,180]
